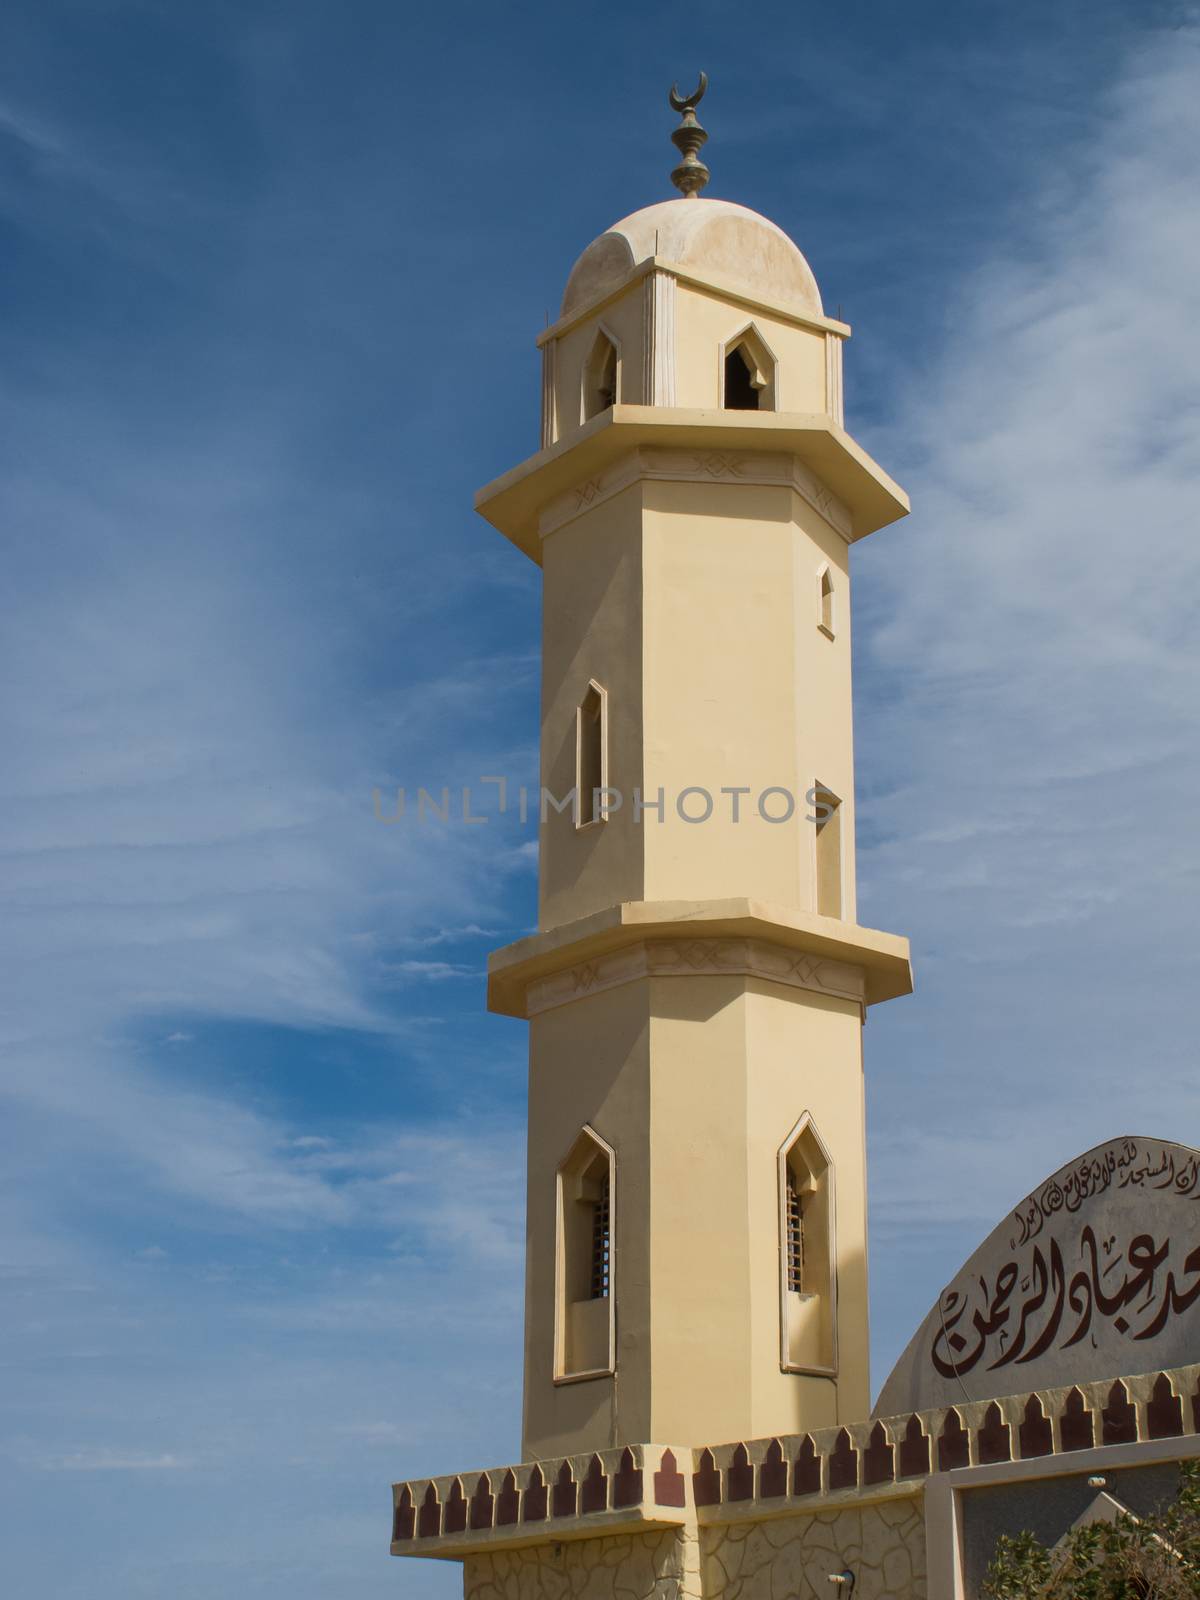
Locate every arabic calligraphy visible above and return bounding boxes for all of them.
[930,1140,1200,1382]
[1010,1139,1200,1249]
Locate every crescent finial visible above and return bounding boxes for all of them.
[667,72,710,197]
[668,71,708,115]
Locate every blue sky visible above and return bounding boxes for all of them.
[2,2,1199,1595]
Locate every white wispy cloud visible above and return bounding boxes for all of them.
[0,96,66,159]
[0,384,529,1232]
[398,924,501,947]
[857,21,1200,1379]
[41,1449,192,1473]
[386,959,477,981]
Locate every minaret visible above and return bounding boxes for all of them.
[479,80,911,1462]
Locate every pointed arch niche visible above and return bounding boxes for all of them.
[778,1113,836,1375]
[720,323,777,411]
[581,326,620,422]
[555,1125,615,1382]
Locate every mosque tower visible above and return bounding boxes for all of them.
[390,85,1200,1600]
[480,76,911,1462]
[391,85,914,1583]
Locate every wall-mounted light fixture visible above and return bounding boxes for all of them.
[827,1571,856,1596]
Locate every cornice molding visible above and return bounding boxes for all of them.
[524,935,866,1017]
[536,254,852,349]
[537,445,853,542]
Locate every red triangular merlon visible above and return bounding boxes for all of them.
[392,1485,415,1542]
[1148,1373,1184,1439]
[613,1447,643,1508]
[580,1454,607,1514]
[444,1476,467,1534]
[760,1438,787,1498]
[937,1409,969,1471]
[496,1468,520,1526]
[1019,1395,1053,1459]
[552,1460,577,1518]
[828,1428,858,1490]
[793,1434,822,1496]
[417,1482,441,1538]
[978,1402,1011,1464]
[692,1447,721,1507]
[470,1473,494,1530]
[898,1415,930,1479]
[1059,1387,1095,1452]
[1103,1380,1138,1446]
[523,1463,547,1522]
[728,1442,754,1502]
[863,1420,894,1485]
[654,1448,686,1507]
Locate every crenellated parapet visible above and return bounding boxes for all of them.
[391,1360,1200,1558]
[391,1443,690,1557]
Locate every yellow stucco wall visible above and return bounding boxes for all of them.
[522,973,868,1460]
[538,477,855,929]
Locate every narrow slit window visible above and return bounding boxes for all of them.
[557,1127,615,1377]
[813,784,842,919]
[779,1117,835,1372]
[583,331,618,421]
[819,568,835,637]
[577,682,606,827]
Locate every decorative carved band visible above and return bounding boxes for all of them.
[538,447,852,542]
[524,937,866,1017]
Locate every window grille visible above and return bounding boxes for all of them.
[590,1175,611,1299]
[786,1171,805,1292]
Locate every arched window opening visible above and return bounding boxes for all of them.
[779,1117,835,1373]
[576,681,607,827]
[722,328,775,411]
[582,330,618,421]
[724,344,759,410]
[556,1127,615,1379]
[818,567,835,638]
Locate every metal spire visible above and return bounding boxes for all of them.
[668,73,709,198]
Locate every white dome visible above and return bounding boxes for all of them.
[562,198,822,319]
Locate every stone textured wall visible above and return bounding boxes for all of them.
[701,1498,926,1600]
[465,1528,702,1600]
[461,1500,925,1600]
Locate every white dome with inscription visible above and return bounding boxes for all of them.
[561,197,822,319]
